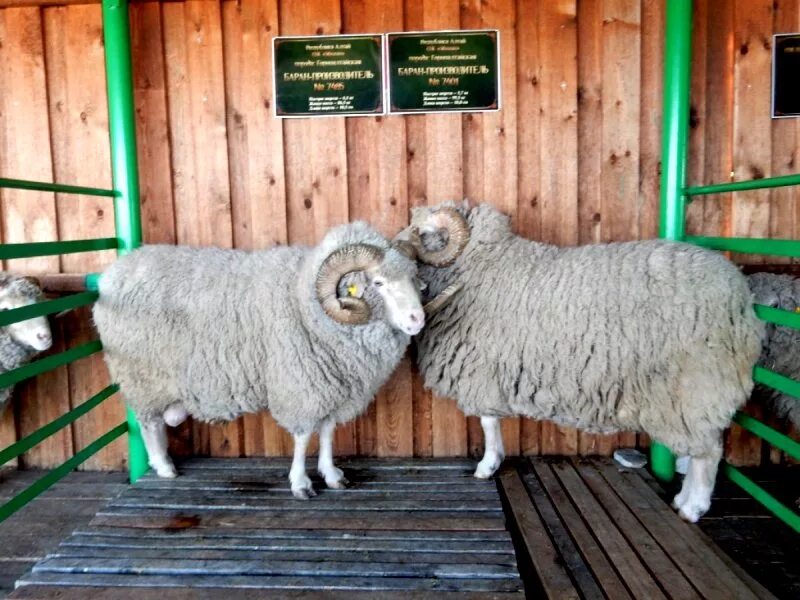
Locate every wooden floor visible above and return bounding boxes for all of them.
[3,457,793,599]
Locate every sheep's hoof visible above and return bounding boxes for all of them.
[473,456,502,479]
[326,476,350,490]
[676,501,709,523]
[153,463,178,479]
[292,486,317,500]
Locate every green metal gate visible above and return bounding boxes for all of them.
[654,0,800,533]
[0,0,147,523]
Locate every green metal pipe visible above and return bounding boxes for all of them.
[753,366,800,401]
[733,411,800,460]
[686,172,800,197]
[0,238,118,261]
[685,235,800,257]
[754,304,800,330]
[102,0,147,483]
[0,384,119,467]
[0,291,98,328]
[0,340,102,390]
[653,0,693,482]
[723,464,800,534]
[0,178,119,198]
[0,422,127,524]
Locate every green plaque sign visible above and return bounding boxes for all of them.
[273,35,383,117]
[387,30,500,114]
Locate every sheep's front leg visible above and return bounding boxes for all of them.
[317,419,349,490]
[672,443,722,522]
[289,432,315,499]
[474,416,505,479]
[141,419,177,478]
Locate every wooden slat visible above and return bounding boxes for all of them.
[518,463,604,599]
[162,0,240,460]
[220,0,291,459]
[497,467,578,599]
[550,461,666,599]
[15,572,523,593]
[573,461,700,599]
[576,0,616,457]
[532,460,632,599]
[10,587,523,600]
[598,463,765,600]
[42,3,123,470]
[537,0,579,456]
[91,508,507,532]
[515,0,541,458]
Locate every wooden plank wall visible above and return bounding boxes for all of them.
[0,0,797,469]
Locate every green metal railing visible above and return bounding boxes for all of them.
[656,0,800,533]
[0,0,146,524]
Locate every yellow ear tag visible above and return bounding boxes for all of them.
[347,284,359,297]
[794,307,800,313]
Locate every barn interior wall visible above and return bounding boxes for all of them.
[0,0,797,468]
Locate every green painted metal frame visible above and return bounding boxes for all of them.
[0,0,146,524]
[659,0,800,533]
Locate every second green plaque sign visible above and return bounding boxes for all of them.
[387,30,500,114]
[273,35,383,117]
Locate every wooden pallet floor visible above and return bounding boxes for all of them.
[11,458,523,598]
[7,457,789,599]
[498,457,778,600]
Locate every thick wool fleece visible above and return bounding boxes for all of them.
[414,202,763,456]
[748,272,800,428]
[94,222,416,434]
[0,275,45,410]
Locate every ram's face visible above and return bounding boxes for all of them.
[339,251,425,336]
[0,287,52,352]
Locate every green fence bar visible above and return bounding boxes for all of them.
[0,238,118,261]
[753,365,800,400]
[686,236,800,257]
[0,340,102,390]
[754,304,800,330]
[734,411,800,460]
[723,464,800,534]
[653,0,693,482]
[0,177,119,198]
[0,385,119,467]
[686,173,800,197]
[103,0,147,483]
[0,422,127,524]
[0,291,98,328]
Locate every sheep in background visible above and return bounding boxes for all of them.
[402,201,763,522]
[0,274,53,411]
[748,272,800,428]
[94,222,425,499]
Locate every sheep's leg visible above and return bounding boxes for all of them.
[672,443,722,523]
[141,419,177,479]
[317,419,349,490]
[474,416,505,479]
[289,432,316,500]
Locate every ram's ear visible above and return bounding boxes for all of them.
[337,271,368,299]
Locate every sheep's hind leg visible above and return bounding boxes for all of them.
[672,443,723,523]
[317,419,349,489]
[141,419,177,478]
[289,431,316,499]
[474,416,505,479]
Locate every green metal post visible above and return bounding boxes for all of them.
[102,0,148,483]
[653,0,693,481]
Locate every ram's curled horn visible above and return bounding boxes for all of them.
[391,226,421,260]
[423,282,463,317]
[315,244,384,325]
[413,207,470,267]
